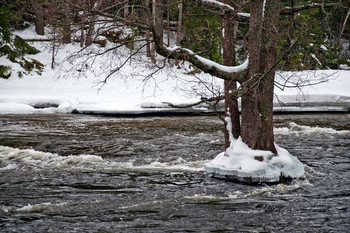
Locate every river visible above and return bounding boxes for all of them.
[0,113,349,232]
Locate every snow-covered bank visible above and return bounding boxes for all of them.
[0,26,350,115]
[274,70,350,112]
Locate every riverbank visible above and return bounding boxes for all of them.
[1,26,349,115]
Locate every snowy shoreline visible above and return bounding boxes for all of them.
[1,70,349,115]
[1,26,350,115]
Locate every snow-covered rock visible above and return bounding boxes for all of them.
[204,137,305,184]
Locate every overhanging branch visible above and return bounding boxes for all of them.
[152,28,247,81]
[280,2,339,15]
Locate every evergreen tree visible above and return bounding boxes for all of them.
[0,3,43,79]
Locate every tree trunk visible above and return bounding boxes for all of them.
[124,0,129,19]
[86,1,103,46]
[221,11,240,149]
[143,0,152,58]
[175,1,183,65]
[167,0,170,47]
[62,1,71,43]
[85,20,94,46]
[80,24,85,47]
[241,0,280,154]
[151,0,164,63]
[35,4,45,36]
[151,0,157,63]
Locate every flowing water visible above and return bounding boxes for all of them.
[0,114,349,232]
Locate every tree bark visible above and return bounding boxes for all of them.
[221,11,240,149]
[86,0,103,46]
[241,0,280,154]
[34,4,45,36]
[176,0,183,65]
[151,0,164,63]
[142,0,152,58]
[62,1,71,44]
[124,0,129,19]
[151,0,157,63]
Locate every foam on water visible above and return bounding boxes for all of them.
[185,177,310,202]
[0,146,103,169]
[227,178,310,199]
[1,200,103,214]
[274,122,350,136]
[0,146,207,173]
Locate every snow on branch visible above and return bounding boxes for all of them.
[200,0,250,21]
[280,2,339,15]
[201,0,235,12]
[153,33,248,81]
[195,53,249,73]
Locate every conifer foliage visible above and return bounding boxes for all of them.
[0,3,43,79]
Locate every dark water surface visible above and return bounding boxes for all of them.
[0,114,349,232]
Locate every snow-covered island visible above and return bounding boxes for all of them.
[1,26,349,184]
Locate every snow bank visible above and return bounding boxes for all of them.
[204,137,305,183]
[274,70,350,112]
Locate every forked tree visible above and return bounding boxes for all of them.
[146,0,343,155]
[149,0,280,154]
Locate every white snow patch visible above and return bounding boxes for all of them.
[204,137,305,183]
[0,103,36,114]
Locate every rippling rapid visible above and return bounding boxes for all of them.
[0,114,349,232]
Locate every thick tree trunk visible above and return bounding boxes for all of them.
[221,11,240,149]
[241,0,280,154]
[151,0,164,63]
[62,2,71,44]
[35,5,45,36]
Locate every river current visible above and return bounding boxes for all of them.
[0,114,349,232]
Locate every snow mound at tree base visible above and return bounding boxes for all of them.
[204,137,305,184]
